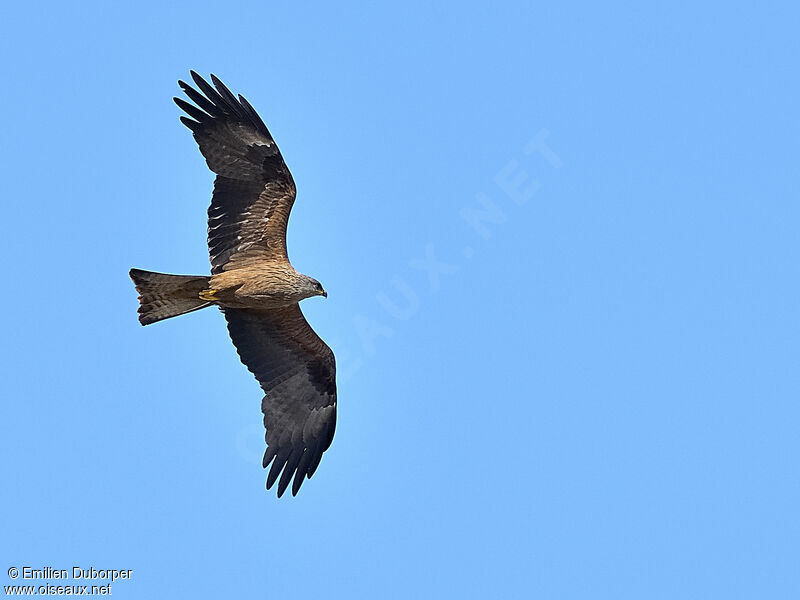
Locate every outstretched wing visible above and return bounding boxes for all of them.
[175,71,296,273]
[224,305,337,497]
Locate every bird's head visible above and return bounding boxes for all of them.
[298,274,327,300]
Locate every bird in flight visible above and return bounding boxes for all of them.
[130,72,336,497]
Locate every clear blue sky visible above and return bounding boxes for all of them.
[2,2,798,598]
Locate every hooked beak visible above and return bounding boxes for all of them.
[321,289,327,298]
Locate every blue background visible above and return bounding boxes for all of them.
[2,2,798,598]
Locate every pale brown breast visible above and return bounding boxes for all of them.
[209,263,304,309]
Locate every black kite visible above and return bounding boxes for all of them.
[130,72,336,497]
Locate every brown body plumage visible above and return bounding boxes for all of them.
[129,72,336,498]
[204,263,325,309]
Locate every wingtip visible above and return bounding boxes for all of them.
[179,116,200,131]
[210,73,228,93]
[291,472,305,496]
[190,70,207,87]
[266,458,283,490]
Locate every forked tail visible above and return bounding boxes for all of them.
[129,268,212,325]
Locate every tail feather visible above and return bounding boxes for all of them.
[129,268,212,325]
